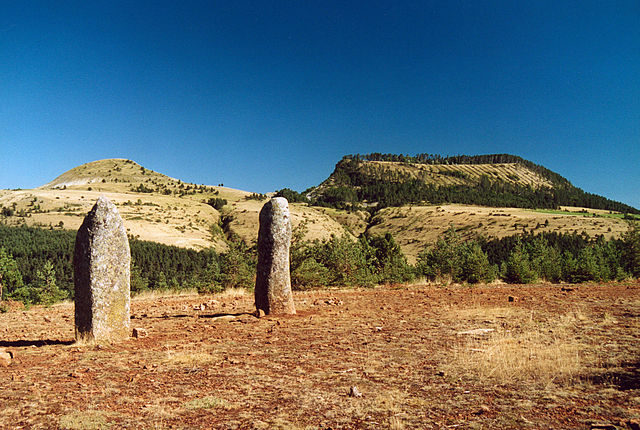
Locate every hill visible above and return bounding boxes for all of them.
[0,156,636,265]
[0,159,350,252]
[308,154,639,214]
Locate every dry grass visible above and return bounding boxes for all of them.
[132,288,199,300]
[58,410,122,430]
[444,306,619,387]
[1,283,638,429]
[162,347,219,367]
[184,396,232,410]
[450,326,583,385]
[217,287,249,298]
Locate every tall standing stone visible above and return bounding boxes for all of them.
[74,196,131,341]
[255,197,296,315]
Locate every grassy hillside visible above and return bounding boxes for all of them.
[1,156,636,268]
[308,154,640,214]
[367,204,633,263]
[0,159,350,252]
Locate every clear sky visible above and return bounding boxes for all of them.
[1,1,639,208]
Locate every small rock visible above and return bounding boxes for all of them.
[0,349,13,367]
[255,309,266,318]
[132,327,148,339]
[456,328,495,336]
[589,423,617,430]
[43,315,52,323]
[348,386,363,398]
[508,295,518,303]
[473,405,490,415]
[436,370,445,377]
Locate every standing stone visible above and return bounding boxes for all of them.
[255,197,296,315]
[74,197,131,341]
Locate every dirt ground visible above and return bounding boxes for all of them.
[1,282,639,429]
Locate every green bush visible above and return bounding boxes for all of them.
[622,221,640,277]
[217,241,256,290]
[274,188,309,203]
[0,246,24,300]
[458,242,497,284]
[416,228,493,284]
[206,198,227,211]
[526,236,563,282]
[365,233,415,284]
[501,241,537,284]
[291,257,330,289]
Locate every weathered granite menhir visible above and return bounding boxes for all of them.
[74,196,131,341]
[255,197,296,315]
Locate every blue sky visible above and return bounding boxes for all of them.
[1,1,638,208]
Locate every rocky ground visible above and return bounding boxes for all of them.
[1,282,639,429]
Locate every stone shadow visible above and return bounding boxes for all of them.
[0,339,75,348]
[588,359,640,391]
[132,312,255,320]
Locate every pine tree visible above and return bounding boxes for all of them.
[622,221,640,277]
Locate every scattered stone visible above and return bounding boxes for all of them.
[69,371,84,379]
[313,297,344,306]
[348,386,363,398]
[456,328,495,336]
[216,315,237,322]
[473,405,490,415]
[132,327,148,339]
[0,349,13,367]
[589,423,617,430]
[74,197,131,342]
[255,197,296,315]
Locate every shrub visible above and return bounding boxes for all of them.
[458,242,497,284]
[0,247,24,300]
[206,198,227,211]
[622,221,640,277]
[502,241,537,284]
[291,257,330,289]
[274,188,309,203]
[217,241,256,290]
[365,233,415,284]
[317,235,376,287]
[527,236,563,282]
[416,228,494,284]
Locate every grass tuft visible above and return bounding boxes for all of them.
[184,396,232,410]
[59,410,117,430]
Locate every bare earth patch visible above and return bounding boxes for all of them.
[1,282,639,429]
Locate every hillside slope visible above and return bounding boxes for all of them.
[309,154,639,214]
[0,156,635,263]
[0,159,350,251]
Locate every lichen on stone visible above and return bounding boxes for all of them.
[74,196,131,341]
